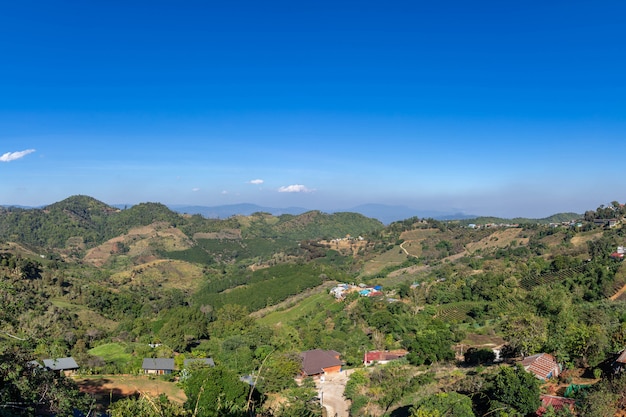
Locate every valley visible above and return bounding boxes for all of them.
[1,196,626,416]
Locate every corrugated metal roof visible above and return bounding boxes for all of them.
[142,358,175,370]
[43,357,79,371]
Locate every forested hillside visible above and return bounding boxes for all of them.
[2,197,626,416]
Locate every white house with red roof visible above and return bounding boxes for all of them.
[521,353,560,380]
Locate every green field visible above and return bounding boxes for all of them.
[257,292,333,326]
[88,343,134,367]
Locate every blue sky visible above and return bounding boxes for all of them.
[1,1,625,218]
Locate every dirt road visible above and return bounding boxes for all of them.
[316,369,352,417]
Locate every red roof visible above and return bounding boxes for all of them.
[364,350,409,363]
[521,353,559,380]
[537,395,575,416]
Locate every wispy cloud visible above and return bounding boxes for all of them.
[0,149,36,162]
[278,184,314,193]
[249,179,264,185]
[192,187,200,192]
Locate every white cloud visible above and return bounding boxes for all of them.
[221,190,229,195]
[249,179,264,185]
[192,187,200,192]
[0,149,36,162]
[278,184,314,193]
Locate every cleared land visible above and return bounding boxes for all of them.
[78,375,186,407]
[109,259,205,291]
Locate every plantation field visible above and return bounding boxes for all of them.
[256,290,334,326]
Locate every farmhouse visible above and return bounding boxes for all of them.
[300,349,342,377]
[537,395,576,416]
[363,349,409,366]
[142,358,175,375]
[521,353,560,380]
[43,357,79,376]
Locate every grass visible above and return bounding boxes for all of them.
[257,291,333,326]
[88,343,133,367]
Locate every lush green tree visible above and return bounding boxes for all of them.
[109,394,187,417]
[410,392,475,417]
[404,321,456,366]
[0,348,92,416]
[183,366,251,417]
[259,351,301,393]
[486,364,541,416]
[500,313,548,356]
[260,378,322,417]
[210,304,256,339]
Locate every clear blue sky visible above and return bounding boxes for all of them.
[1,1,624,217]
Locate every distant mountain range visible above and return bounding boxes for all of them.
[2,200,578,225]
[163,203,477,225]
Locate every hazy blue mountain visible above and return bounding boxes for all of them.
[345,204,476,224]
[167,203,309,218]
[165,203,475,224]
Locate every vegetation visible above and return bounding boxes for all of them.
[2,196,626,415]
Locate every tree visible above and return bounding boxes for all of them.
[0,348,92,416]
[410,392,475,417]
[183,366,250,417]
[486,364,541,415]
[500,313,548,357]
[109,394,187,417]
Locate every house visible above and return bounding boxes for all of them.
[183,358,215,368]
[300,349,342,377]
[142,358,175,375]
[363,349,409,366]
[521,353,560,380]
[536,395,576,416]
[43,357,79,376]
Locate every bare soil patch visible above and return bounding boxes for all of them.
[77,375,186,409]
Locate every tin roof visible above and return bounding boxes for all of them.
[43,357,79,371]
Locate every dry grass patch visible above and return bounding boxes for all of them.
[361,247,409,276]
[193,228,241,240]
[464,228,527,253]
[84,222,193,267]
[109,259,205,291]
[570,231,603,247]
[400,228,440,241]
